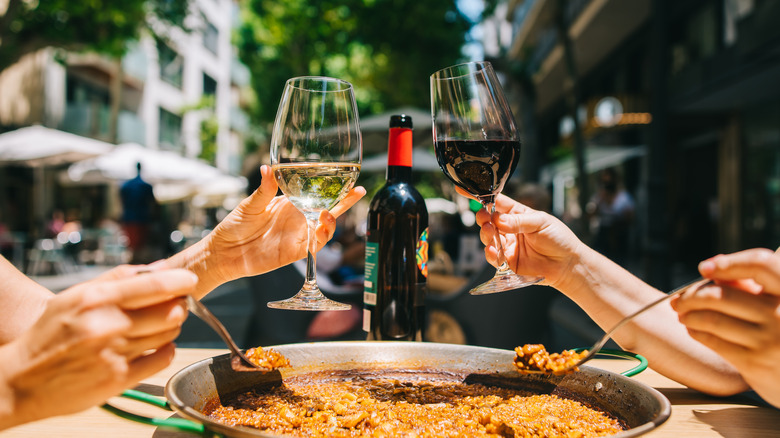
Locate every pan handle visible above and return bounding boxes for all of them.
[573,348,648,377]
[101,389,210,436]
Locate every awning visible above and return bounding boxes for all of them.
[540,145,646,184]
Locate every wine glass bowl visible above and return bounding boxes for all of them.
[268,76,362,310]
[431,61,543,294]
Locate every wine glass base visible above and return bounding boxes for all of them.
[469,272,543,295]
[267,293,352,311]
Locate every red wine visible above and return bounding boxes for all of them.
[364,115,429,341]
[435,139,520,202]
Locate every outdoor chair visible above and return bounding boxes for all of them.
[27,238,79,276]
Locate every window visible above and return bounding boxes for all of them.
[159,108,182,151]
[203,73,217,96]
[66,75,109,105]
[157,41,183,88]
[63,74,110,138]
[670,3,719,76]
[203,16,219,55]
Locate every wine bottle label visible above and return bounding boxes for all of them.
[362,308,371,332]
[416,228,429,277]
[363,241,377,334]
[363,241,378,306]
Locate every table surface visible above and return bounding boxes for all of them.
[1,347,778,437]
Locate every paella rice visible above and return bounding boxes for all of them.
[205,373,624,437]
[514,344,590,375]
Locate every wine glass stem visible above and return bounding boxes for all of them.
[485,201,512,275]
[301,215,320,295]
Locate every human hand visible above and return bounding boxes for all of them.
[0,266,196,429]
[178,165,365,293]
[473,192,585,289]
[671,248,780,407]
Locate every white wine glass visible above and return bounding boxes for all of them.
[268,76,362,310]
[430,61,543,295]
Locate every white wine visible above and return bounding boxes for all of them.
[273,162,360,214]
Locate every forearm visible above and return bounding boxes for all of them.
[160,237,228,299]
[0,258,51,344]
[557,246,748,396]
[0,352,17,431]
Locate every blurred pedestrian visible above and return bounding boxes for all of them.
[587,167,635,266]
[120,162,157,263]
[62,209,82,235]
[45,210,65,238]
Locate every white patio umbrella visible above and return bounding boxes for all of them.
[0,125,115,229]
[425,197,458,214]
[67,142,221,183]
[0,125,114,166]
[191,174,248,209]
[361,147,441,172]
[359,107,432,154]
[359,107,432,132]
[66,143,246,204]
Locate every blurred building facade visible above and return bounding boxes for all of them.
[0,0,250,253]
[0,0,249,176]
[502,0,780,289]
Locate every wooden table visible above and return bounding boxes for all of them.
[1,347,778,437]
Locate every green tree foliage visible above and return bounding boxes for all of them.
[236,0,475,135]
[0,0,189,71]
[180,95,219,165]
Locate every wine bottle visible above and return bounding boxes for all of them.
[363,114,429,341]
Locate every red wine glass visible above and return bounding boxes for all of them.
[430,61,543,294]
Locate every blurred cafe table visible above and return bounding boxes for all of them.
[1,348,779,437]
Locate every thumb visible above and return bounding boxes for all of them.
[242,165,279,215]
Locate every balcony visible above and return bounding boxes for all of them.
[61,103,110,142]
[508,0,651,112]
[668,1,780,113]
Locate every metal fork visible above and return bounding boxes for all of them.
[523,277,714,375]
[135,269,263,371]
[184,295,265,372]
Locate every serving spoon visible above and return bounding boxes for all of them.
[518,277,714,375]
